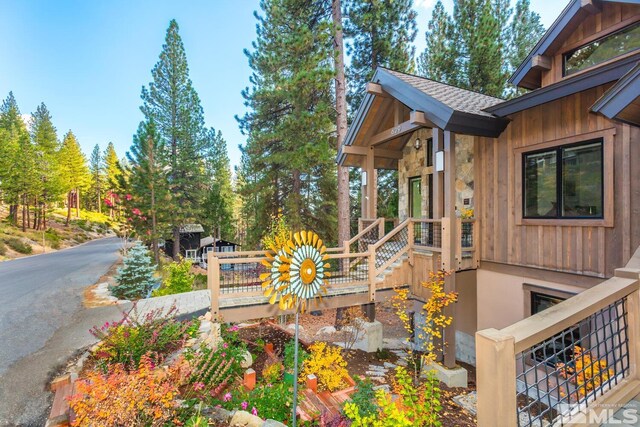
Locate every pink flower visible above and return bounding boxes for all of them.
[229,325,239,332]
[193,382,205,391]
[223,392,232,402]
[132,208,142,216]
[241,401,248,410]
[125,194,132,201]
[223,342,228,349]
[221,352,226,358]
[252,407,258,416]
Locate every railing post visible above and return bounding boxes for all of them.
[616,268,640,379]
[407,220,414,266]
[343,240,351,273]
[473,219,480,268]
[456,217,462,271]
[476,328,517,427]
[441,217,451,270]
[208,251,220,319]
[378,217,385,239]
[368,244,376,302]
[358,218,363,234]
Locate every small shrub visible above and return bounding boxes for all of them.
[336,306,367,351]
[90,304,198,370]
[68,355,182,426]
[154,258,194,296]
[0,240,6,256]
[261,210,291,250]
[187,339,246,398]
[45,228,62,249]
[300,342,349,392]
[262,356,284,383]
[110,242,157,300]
[284,339,309,373]
[5,237,32,254]
[247,382,293,422]
[346,377,378,418]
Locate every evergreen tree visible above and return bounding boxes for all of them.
[59,131,90,224]
[103,142,123,217]
[507,0,545,95]
[111,241,157,300]
[344,0,417,109]
[127,119,168,264]
[140,19,208,259]
[201,128,234,241]
[30,103,62,230]
[89,144,104,213]
[417,1,457,84]
[237,0,337,248]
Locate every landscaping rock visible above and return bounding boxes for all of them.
[202,406,233,423]
[383,362,397,369]
[240,350,253,368]
[229,410,263,427]
[203,311,213,321]
[262,420,287,427]
[286,324,304,333]
[316,325,337,335]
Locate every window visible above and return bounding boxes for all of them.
[531,292,582,365]
[523,140,603,219]
[564,22,640,76]
[185,249,197,260]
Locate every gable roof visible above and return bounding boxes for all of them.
[591,61,640,124]
[342,68,509,154]
[179,224,204,234]
[510,0,638,89]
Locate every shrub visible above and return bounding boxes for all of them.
[45,228,62,249]
[0,240,6,256]
[90,304,198,370]
[262,356,284,383]
[110,242,157,300]
[247,382,293,422]
[5,237,32,254]
[153,258,194,296]
[261,210,291,250]
[300,342,348,392]
[346,377,378,418]
[187,340,245,398]
[284,339,309,373]
[68,355,182,426]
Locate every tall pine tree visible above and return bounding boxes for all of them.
[417,1,457,84]
[89,144,104,213]
[237,0,337,247]
[59,131,90,224]
[507,0,545,96]
[103,142,122,218]
[140,19,208,259]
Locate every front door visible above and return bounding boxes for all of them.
[409,176,422,218]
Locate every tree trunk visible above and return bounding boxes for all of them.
[97,188,101,214]
[33,196,38,230]
[172,227,180,260]
[26,201,31,230]
[149,136,159,264]
[21,196,26,232]
[76,189,80,218]
[333,0,350,328]
[42,203,47,230]
[66,191,72,226]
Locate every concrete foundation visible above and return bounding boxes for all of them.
[350,320,383,353]
[455,330,476,366]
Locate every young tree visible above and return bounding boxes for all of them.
[237,0,337,247]
[111,241,157,300]
[89,144,104,213]
[140,19,208,259]
[59,131,90,224]
[30,103,62,230]
[104,142,122,217]
[127,119,167,264]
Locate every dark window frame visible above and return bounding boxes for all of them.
[522,138,604,220]
[562,21,640,77]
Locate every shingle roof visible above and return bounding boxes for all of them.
[382,68,504,118]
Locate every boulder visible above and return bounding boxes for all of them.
[229,410,263,427]
[263,420,287,427]
[316,326,337,336]
[240,350,253,369]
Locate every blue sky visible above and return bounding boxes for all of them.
[0,0,565,169]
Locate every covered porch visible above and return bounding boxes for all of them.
[337,67,508,368]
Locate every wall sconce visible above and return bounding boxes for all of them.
[361,170,367,185]
[435,150,445,172]
[413,137,422,150]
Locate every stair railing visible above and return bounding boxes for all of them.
[370,218,412,279]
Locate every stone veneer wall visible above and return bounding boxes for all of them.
[397,129,474,220]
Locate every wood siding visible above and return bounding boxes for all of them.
[476,85,640,278]
[542,2,640,87]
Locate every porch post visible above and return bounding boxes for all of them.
[361,147,377,219]
[443,130,457,369]
[432,128,444,219]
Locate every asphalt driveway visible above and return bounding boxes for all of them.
[0,237,124,426]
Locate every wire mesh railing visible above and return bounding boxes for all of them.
[412,219,442,249]
[349,222,380,254]
[374,222,409,270]
[324,252,370,286]
[217,257,268,294]
[516,297,630,427]
[461,219,474,249]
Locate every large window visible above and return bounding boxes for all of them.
[523,140,603,219]
[531,292,582,366]
[564,22,640,76]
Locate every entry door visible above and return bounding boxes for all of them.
[409,176,422,218]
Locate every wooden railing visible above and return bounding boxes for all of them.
[476,249,640,426]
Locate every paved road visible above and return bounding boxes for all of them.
[0,237,123,426]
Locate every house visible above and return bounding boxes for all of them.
[198,237,239,269]
[164,224,205,261]
[336,0,640,423]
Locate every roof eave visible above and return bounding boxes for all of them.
[591,62,640,119]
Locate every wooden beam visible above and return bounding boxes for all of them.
[443,130,457,369]
[342,145,403,159]
[581,0,601,14]
[366,82,390,98]
[370,111,430,146]
[432,128,443,219]
[394,100,402,126]
[531,55,551,71]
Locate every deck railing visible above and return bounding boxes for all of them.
[476,254,640,426]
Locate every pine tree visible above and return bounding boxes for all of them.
[30,103,62,230]
[127,119,168,263]
[89,144,104,213]
[417,1,457,84]
[111,241,157,300]
[201,128,234,241]
[140,19,208,259]
[507,0,545,96]
[59,131,90,224]
[344,0,417,109]
[237,0,337,248]
[103,142,123,217]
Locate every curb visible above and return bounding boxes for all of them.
[0,235,120,264]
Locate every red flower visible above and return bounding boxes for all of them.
[132,208,142,216]
[125,194,132,201]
